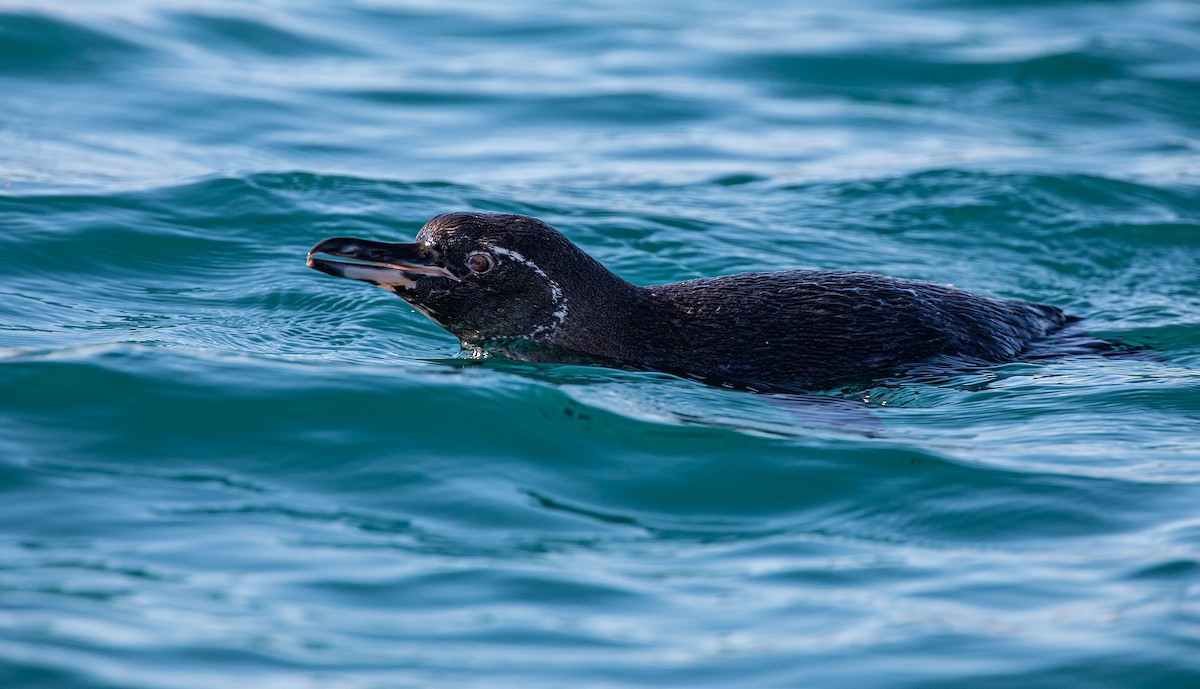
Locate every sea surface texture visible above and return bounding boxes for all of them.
[2,1,1199,687]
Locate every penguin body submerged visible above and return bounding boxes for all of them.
[308,212,1070,392]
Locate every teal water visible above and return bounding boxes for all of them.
[3,1,1200,687]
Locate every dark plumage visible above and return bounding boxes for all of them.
[308,212,1072,391]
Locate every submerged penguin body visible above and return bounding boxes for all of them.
[616,270,1067,390]
[308,212,1070,391]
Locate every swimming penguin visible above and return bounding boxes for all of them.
[307,212,1072,392]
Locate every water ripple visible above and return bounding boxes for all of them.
[2,1,1199,688]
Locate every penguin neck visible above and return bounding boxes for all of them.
[539,264,658,360]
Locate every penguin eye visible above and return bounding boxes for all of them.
[466,251,495,274]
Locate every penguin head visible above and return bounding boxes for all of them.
[309,212,603,344]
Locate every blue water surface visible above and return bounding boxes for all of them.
[2,1,1199,688]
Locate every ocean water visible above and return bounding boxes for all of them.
[2,1,1199,687]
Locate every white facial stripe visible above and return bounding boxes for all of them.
[489,246,569,337]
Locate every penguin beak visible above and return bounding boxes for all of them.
[307,237,460,291]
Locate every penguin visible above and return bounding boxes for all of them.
[308,212,1073,392]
